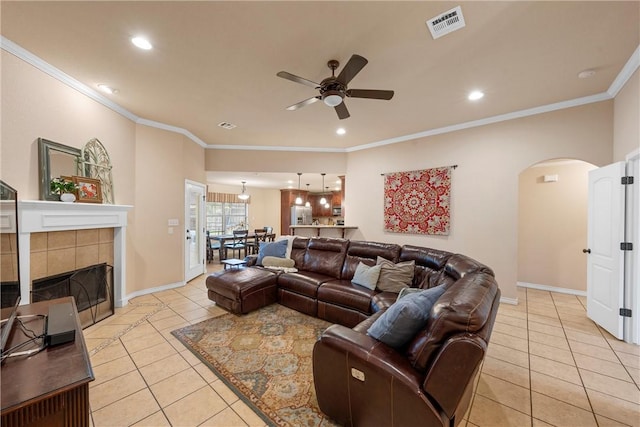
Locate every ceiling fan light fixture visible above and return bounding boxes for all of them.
[323,91,343,107]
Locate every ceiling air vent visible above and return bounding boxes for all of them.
[218,122,237,130]
[426,6,466,40]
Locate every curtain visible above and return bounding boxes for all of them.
[207,192,250,204]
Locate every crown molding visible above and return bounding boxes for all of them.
[3,36,638,154]
[608,44,640,97]
[345,92,612,153]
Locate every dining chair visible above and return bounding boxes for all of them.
[206,231,221,263]
[252,229,268,254]
[224,230,248,259]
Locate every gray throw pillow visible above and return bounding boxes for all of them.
[367,285,447,348]
[376,256,415,292]
[351,262,382,290]
[257,239,288,265]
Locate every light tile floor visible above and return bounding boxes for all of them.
[84,266,640,426]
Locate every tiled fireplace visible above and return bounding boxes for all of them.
[18,200,132,309]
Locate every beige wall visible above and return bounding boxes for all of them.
[205,149,346,174]
[0,51,136,202]
[131,125,205,292]
[206,183,281,235]
[614,69,640,161]
[518,160,597,291]
[344,102,613,301]
[1,51,206,297]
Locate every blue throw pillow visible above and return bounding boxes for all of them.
[256,239,288,266]
[367,285,447,348]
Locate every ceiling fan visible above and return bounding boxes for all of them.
[277,54,394,120]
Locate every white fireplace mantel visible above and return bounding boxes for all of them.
[18,200,133,307]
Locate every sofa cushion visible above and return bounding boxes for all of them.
[256,239,288,265]
[277,271,333,298]
[303,238,349,278]
[376,257,414,292]
[367,285,447,348]
[351,262,382,290]
[318,280,376,314]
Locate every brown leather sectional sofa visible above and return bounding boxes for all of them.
[206,236,500,427]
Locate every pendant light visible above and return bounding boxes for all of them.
[319,173,327,205]
[305,184,311,207]
[238,181,250,200]
[324,187,331,209]
[295,173,302,205]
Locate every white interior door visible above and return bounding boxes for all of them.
[587,162,625,339]
[185,181,206,282]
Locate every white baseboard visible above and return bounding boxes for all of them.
[500,296,519,305]
[116,281,186,307]
[517,281,587,297]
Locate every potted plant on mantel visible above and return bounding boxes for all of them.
[50,178,78,202]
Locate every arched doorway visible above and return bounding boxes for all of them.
[517,158,597,293]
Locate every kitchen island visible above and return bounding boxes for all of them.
[289,225,358,238]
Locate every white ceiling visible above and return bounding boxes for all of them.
[1,1,638,189]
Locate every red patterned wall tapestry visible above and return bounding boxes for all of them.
[383,167,451,235]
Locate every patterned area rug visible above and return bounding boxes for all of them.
[171,304,338,427]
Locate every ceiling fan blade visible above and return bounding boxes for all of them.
[286,96,321,111]
[336,54,368,85]
[346,89,394,100]
[334,101,350,120]
[277,71,320,88]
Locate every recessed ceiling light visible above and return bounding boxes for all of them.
[336,128,346,135]
[468,90,484,101]
[97,84,117,94]
[131,36,153,50]
[578,69,596,79]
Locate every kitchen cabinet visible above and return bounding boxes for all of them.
[280,189,307,235]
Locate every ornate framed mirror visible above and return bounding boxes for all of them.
[38,138,81,201]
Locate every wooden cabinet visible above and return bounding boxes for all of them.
[1,297,93,427]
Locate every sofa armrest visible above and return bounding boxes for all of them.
[313,324,446,427]
[423,334,486,420]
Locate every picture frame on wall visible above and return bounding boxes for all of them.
[72,176,102,203]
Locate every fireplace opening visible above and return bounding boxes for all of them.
[31,263,114,328]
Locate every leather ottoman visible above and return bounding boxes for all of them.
[206,268,278,314]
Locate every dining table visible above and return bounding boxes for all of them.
[210,232,276,260]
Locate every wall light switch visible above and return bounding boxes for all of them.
[168,227,174,235]
[168,219,179,226]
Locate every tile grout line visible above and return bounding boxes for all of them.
[524,288,533,427]
[550,291,600,426]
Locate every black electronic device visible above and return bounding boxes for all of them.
[45,302,76,347]
[0,295,21,359]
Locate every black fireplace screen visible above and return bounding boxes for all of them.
[32,263,113,327]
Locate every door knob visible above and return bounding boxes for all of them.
[582,248,591,254]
